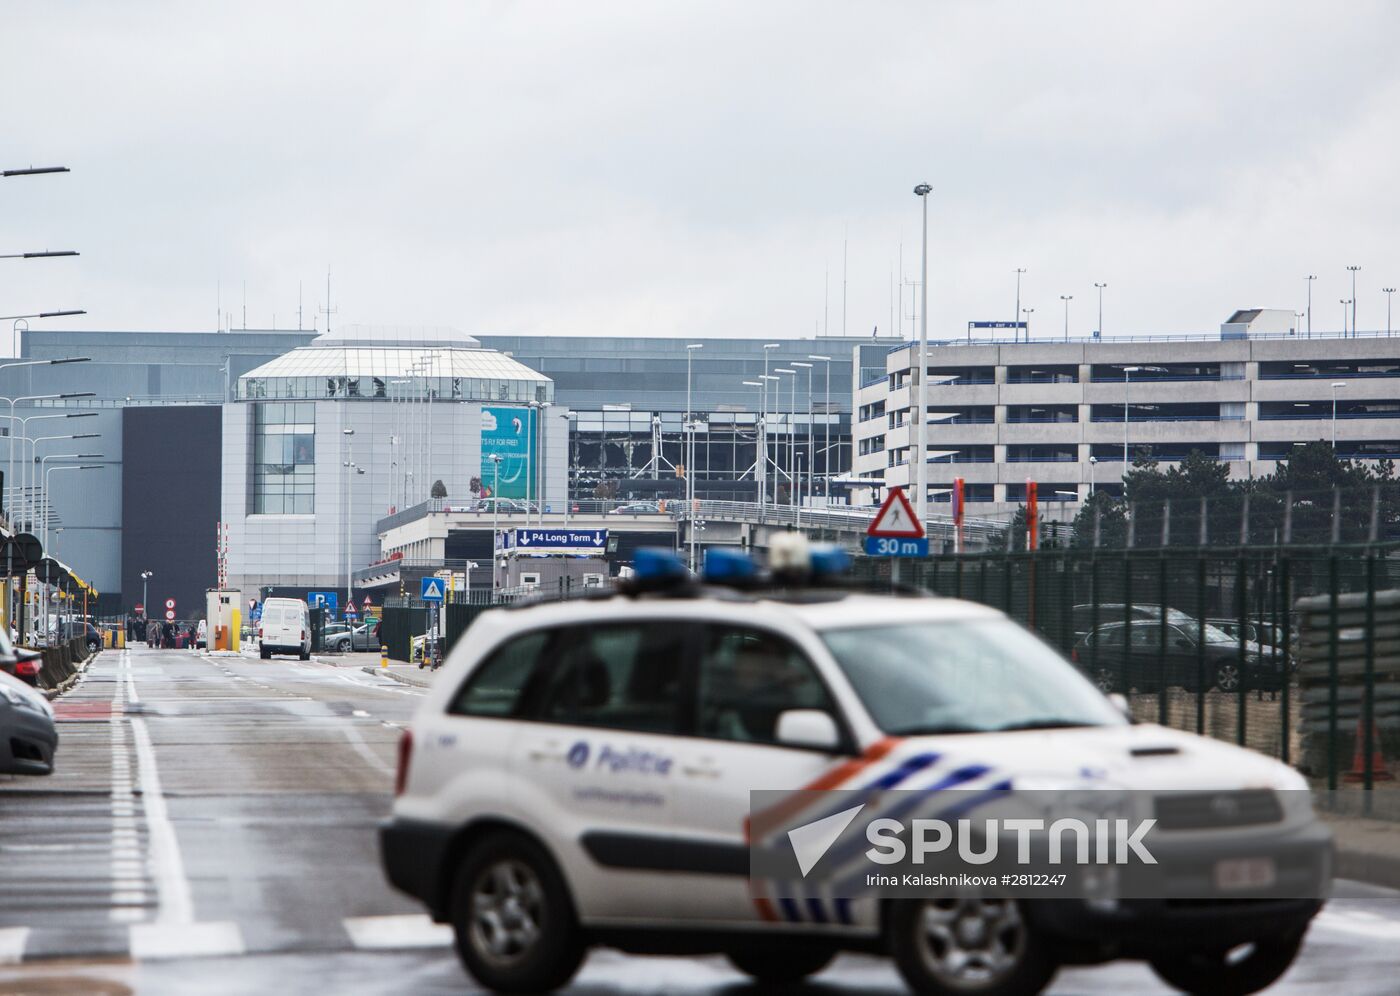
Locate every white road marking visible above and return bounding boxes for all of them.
[352,709,370,718]
[1314,908,1400,940]
[129,921,245,960]
[340,722,395,776]
[342,914,451,950]
[0,927,29,965]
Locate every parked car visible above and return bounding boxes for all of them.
[473,498,531,515]
[0,669,56,775]
[60,621,103,655]
[329,623,380,653]
[1071,603,1199,642]
[258,597,311,660]
[1072,619,1282,692]
[0,626,43,687]
[608,500,663,515]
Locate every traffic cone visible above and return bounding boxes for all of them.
[1343,710,1394,782]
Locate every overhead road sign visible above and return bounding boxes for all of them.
[504,528,608,551]
[867,488,924,539]
[420,576,446,602]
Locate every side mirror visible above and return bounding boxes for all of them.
[1107,693,1131,718]
[775,709,841,751]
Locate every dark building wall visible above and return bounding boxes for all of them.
[120,406,223,617]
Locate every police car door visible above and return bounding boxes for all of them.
[513,619,691,922]
[669,622,850,927]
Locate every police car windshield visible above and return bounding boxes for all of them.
[822,619,1124,736]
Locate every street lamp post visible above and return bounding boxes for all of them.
[1347,266,1361,336]
[808,355,832,500]
[1014,267,1027,342]
[0,314,86,358]
[761,374,780,510]
[761,343,779,506]
[685,344,703,570]
[1305,275,1316,338]
[1089,455,1098,497]
[741,380,764,513]
[342,428,355,607]
[0,411,95,526]
[1331,381,1347,448]
[488,453,503,592]
[1060,295,1073,341]
[1341,299,1351,337]
[793,361,813,509]
[41,461,100,548]
[27,432,100,529]
[1384,288,1396,337]
[1093,282,1107,338]
[774,369,797,505]
[914,183,932,520]
[141,570,153,617]
[1021,307,1034,340]
[2,381,93,515]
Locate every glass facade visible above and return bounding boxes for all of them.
[252,402,316,514]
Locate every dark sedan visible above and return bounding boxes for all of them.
[0,627,43,687]
[1071,619,1283,693]
[0,670,56,775]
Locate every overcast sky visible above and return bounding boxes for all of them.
[4,1,1399,347]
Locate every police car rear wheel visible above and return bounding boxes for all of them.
[890,894,1055,995]
[451,832,584,993]
[1148,933,1303,996]
[726,944,835,984]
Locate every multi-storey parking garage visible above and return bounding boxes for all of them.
[854,311,1400,515]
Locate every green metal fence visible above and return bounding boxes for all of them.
[853,543,1400,802]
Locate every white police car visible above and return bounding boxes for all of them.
[380,539,1329,995]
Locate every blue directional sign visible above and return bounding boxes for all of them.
[308,591,339,617]
[420,576,447,602]
[864,535,929,558]
[513,528,607,550]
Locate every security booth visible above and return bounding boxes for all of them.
[205,588,243,652]
[495,528,610,592]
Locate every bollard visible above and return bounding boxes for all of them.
[380,644,389,668]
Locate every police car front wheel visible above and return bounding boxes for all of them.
[889,894,1056,996]
[450,831,585,993]
[1148,932,1304,996]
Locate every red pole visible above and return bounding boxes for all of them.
[1026,479,1039,551]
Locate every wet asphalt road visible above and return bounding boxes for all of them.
[1,645,1398,994]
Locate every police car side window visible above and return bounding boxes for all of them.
[449,631,551,718]
[696,626,834,746]
[537,622,685,734]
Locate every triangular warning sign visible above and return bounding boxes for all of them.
[868,487,925,538]
[344,600,357,615]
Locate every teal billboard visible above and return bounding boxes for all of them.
[481,406,536,499]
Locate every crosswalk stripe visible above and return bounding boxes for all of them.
[128,921,245,960]
[0,927,29,965]
[342,914,452,950]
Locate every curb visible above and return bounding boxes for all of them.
[1335,845,1400,891]
[44,651,96,700]
[361,665,433,689]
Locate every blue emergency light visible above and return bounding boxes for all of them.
[808,543,852,579]
[631,548,689,583]
[702,548,760,585]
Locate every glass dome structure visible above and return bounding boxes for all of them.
[235,325,553,403]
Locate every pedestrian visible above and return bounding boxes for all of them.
[146,619,158,648]
[161,620,174,649]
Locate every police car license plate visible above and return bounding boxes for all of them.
[1214,857,1276,890]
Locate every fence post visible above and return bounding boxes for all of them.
[1283,490,1292,545]
[1196,557,1207,735]
[1364,553,1377,807]
[1157,559,1168,726]
[1279,556,1291,767]
[1121,553,1133,696]
[1327,554,1340,796]
[1236,556,1248,747]
[1331,488,1341,545]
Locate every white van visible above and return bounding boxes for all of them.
[258,598,311,660]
